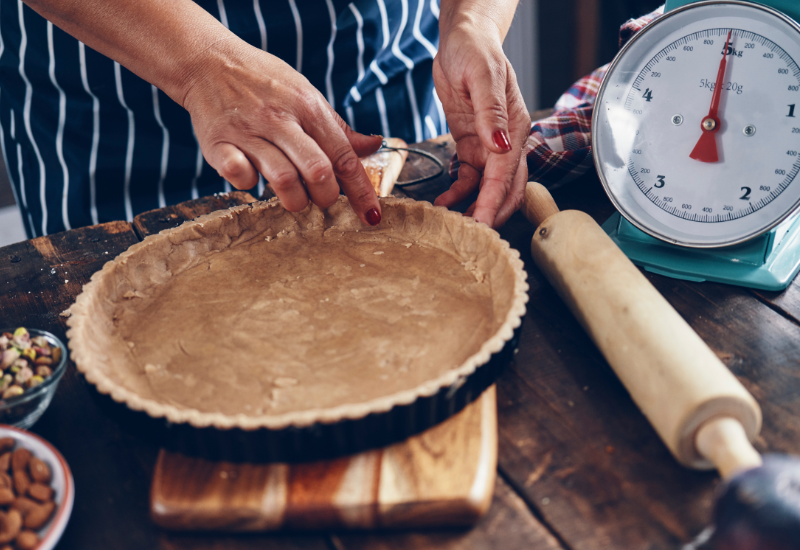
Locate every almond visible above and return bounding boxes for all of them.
[0,440,13,456]
[10,449,30,473]
[27,483,52,503]
[23,501,54,530]
[15,531,38,550]
[11,497,37,517]
[12,471,29,497]
[0,509,21,544]
[27,458,50,484]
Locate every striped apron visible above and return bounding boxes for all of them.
[0,0,444,238]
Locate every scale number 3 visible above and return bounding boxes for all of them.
[655,175,666,188]
[740,187,751,200]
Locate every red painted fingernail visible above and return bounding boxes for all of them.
[366,208,381,226]
[493,130,512,151]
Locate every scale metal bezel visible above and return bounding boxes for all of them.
[592,0,800,248]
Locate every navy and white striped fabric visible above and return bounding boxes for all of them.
[0,0,444,238]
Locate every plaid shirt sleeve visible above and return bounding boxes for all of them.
[450,5,666,186]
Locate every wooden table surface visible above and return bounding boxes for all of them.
[1,130,800,550]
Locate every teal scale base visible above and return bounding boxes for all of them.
[602,213,800,290]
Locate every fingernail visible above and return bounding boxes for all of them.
[366,208,381,226]
[493,130,512,151]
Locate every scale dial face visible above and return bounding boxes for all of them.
[594,0,800,247]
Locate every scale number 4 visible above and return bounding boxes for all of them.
[642,88,654,102]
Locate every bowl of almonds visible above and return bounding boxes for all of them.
[0,427,73,550]
[0,329,67,429]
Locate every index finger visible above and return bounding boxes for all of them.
[471,147,520,227]
[304,110,382,226]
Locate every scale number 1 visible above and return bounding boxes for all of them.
[789,104,797,118]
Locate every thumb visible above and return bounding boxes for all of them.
[469,60,512,155]
[346,128,384,158]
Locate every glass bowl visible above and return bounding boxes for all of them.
[0,328,68,429]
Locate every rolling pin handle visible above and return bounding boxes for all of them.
[695,417,763,480]
[522,182,560,228]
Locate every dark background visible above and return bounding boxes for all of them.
[539,0,664,106]
[0,0,664,212]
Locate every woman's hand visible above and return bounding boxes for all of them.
[23,0,384,225]
[182,42,384,225]
[433,13,530,228]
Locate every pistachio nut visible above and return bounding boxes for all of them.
[33,357,52,367]
[34,367,51,378]
[11,328,29,350]
[32,346,50,357]
[20,349,35,362]
[25,376,43,389]
[1,387,23,399]
[0,337,8,351]
[0,376,12,392]
[0,350,19,371]
[30,337,48,348]
[50,347,62,364]
[14,368,32,386]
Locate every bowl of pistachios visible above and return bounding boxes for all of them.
[0,328,67,429]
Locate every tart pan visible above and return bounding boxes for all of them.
[68,198,528,462]
[87,325,519,462]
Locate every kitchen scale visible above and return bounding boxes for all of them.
[596,0,800,290]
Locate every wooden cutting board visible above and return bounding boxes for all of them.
[151,385,497,531]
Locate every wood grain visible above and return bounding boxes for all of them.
[0,221,139,336]
[3,131,800,549]
[151,387,497,531]
[488,172,800,549]
[133,192,257,239]
[334,476,563,550]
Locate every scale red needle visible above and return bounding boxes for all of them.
[690,30,733,163]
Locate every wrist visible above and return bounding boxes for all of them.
[174,33,247,110]
[440,14,504,47]
[439,0,518,44]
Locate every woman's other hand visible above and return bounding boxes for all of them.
[433,1,530,228]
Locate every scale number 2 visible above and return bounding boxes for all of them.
[655,175,666,188]
[740,187,751,200]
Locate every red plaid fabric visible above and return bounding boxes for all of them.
[449,5,666,186]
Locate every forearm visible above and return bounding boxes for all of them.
[23,0,244,106]
[438,0,521,43]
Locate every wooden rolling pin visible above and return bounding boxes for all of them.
[521,182,762,479]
